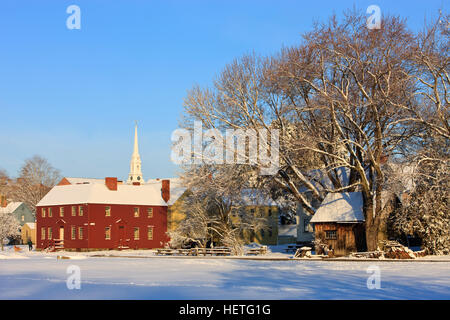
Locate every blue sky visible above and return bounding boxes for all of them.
[0,0,446,181]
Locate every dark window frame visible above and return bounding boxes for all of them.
[325,230,337,240]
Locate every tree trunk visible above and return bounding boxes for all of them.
[364,198,382,252]
[365,222,379,252]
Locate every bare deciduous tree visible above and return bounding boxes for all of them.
[0,169,10,197]
[0,211,20,251]
[180,10,449,252]
[169,165,270,255]
[9,155,61,213]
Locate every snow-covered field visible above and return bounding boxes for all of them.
[1,246,449,299]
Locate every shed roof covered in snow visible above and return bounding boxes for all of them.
[37,183,168,207]
[310,192,365,223]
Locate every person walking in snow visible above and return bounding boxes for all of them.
[27,239,33,251]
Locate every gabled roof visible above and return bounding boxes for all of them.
[310,192,365,223]
[37,183,168,207]
[146,178,187,206]
[0,202,23,214]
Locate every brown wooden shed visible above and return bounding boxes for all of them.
[311,192,366,256]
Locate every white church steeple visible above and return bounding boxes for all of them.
[127,122,144,184]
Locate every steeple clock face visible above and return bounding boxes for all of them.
[137,176,141,181]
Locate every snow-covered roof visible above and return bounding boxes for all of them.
[310,192,365,223]
[0,202,23,214]
[24,222,36,229]
[146,178,187,206]
[278,224,297,237]
[37,183,168,207]
[65,177,106,185]
[386,162,417,193]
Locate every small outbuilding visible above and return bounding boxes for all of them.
[310,192,366,256]
[22,222,36,244]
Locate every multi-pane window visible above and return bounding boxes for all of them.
[105,206,111,217]
[134,227,139,240]
[41,227,46,240]
[147,226,153,240]
[21,215,24,222]
[71,206,76,216]
[42,208,46,218]
[48,208,53,217]
[147,208,153,218]
[79,206,84,216]
[105,227,111,240]
[79,227,84,240]
[134,208,140,217]
[325,230,337,240]
[60,207,64,217]
[71,226,76,240]
[48,227,52,239]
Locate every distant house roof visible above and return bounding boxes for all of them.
[385,162,417,195]
[0,202,23,214]
[24,222,36,229]
[278,224,297,237]
[146,178,187,206]
[310,192,365,223]
[37,183,168,207]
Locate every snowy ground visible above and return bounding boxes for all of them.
[1,245,449,299]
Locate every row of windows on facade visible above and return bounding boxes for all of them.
[40,226,154,241]
[41,206,154,218]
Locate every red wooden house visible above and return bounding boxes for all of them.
[36,177,172,251]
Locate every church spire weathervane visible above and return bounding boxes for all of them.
[127,121,143,184]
